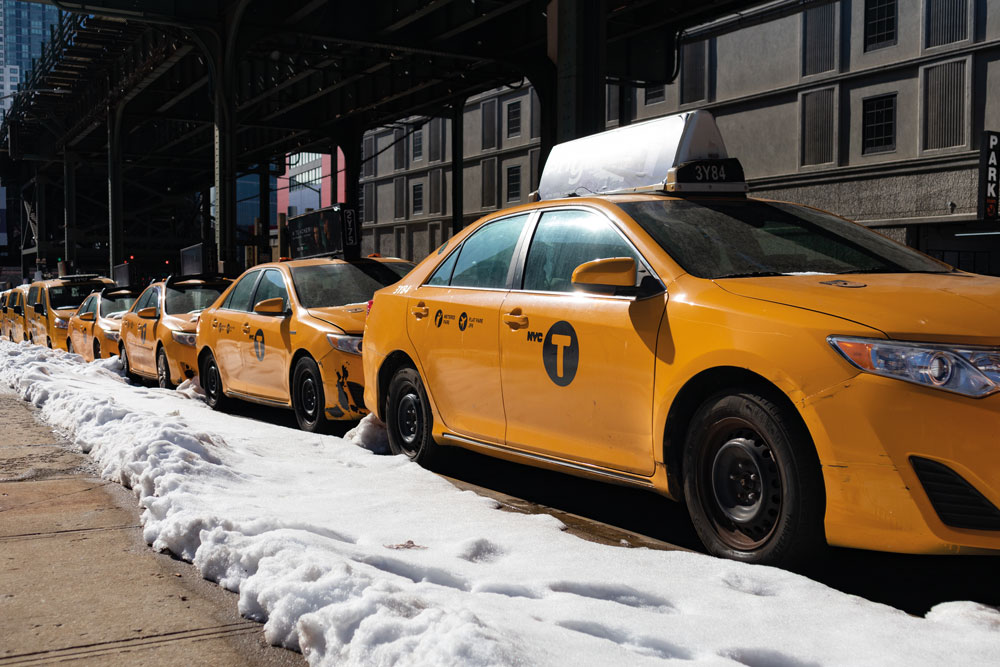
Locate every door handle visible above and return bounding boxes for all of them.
[242,323,251,334]
[411,302,429,318]
[503,311,529,329]
[211,318,218,329]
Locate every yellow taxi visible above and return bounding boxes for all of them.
[25,275,114,350]
[364,111,1000,565]
[4,285,30,342]
[196,256,413,432]
[0,289,9,340]
[67,287,140,361]
[120,275,230,388]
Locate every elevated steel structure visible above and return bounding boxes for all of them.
[1,0,770,279]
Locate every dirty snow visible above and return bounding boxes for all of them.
[1,339,998,666]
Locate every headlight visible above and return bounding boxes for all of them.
[102,327,120,342]
[828,336,1000,398]
[171,331,197,347]
[327,333,363,356]
[54,318,68,330]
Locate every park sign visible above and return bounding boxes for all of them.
[980,131,999,223]
[287,205,361,260]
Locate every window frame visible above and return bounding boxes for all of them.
[250,269,291,313]
[863,0,897,52]
[800,2,840,80]
[422,211,536,291]
[918,55,972,155]
[506,100,522,138]
[798,85,839,169]
[220,270,263,312]
[861,92,898,156]
[921,0,973,54]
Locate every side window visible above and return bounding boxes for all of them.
[252,270,289,311]
[222,270,260,312]
[426,249,459,286]
[522,209,644,293]
[134,288,155,312]
[449,213,530,289]
[78,296,94,315]
[27,286,39,307]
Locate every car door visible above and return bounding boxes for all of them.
[207,270,262,394]
[240,269,293,401]
[499,208,665,476]
[71,296,96,358]
[122,287,157,374]
[406,212,531,443]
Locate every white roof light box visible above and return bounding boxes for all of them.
[537,110,748,200]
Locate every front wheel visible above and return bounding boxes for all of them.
[94,339,102,361]
[119,344,139,383]
[156,348,174,389]
[292,357,329,433]
[66,338,73,355]
[200,351,229,410]
[682,390,824,566]
[385,367,439,466]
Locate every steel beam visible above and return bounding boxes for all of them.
[555,0,607,142]
[63,153,77,269]
[107,103,125,274]
[450,102,464,236]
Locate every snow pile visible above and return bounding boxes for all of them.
[2,339,999,666]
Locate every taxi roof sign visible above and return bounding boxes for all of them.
[537,110,747,200]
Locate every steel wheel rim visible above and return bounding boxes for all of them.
[205,360,220,399]
[396,390,422,454]
[300,374,318,422]
[157,353,169,387]
[700,419,783,550]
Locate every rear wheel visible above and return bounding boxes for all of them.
[292,357,328,433]
[156,347,174,389]
[683,390,824,566]
[200,351,229,410]
[385,366,439,466]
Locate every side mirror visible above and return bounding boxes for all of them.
[137,306,158,319]
[33,302,46,316]
[13,305,22,316]
[253,297,287,316]
[79,311,96,322]
[571,257,637,294]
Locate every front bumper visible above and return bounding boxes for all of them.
[318,348,368,420]
[164,338,198,381]
[804,373,1000,554]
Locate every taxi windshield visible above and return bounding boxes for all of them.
[101,295,137,317]
[619,199,952,278]
[291,261,415,308]
[49,283,105,310]
[165,285,223,314]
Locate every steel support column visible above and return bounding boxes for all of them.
[35,173,47,275]
[213,93,237,273]
[340,124,362,212]
[328,144,339,205]
[257,164,271,262]
[107,104,125,275]
[63,152,77,271]
[555,0,607,142]
[450,102,465,237]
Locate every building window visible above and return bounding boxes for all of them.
[362,135,375,178]
[681,41,707,104]
[482,99,498,150]
[507,165,521,203]
[644,85,665,105]
[394,177,406,219]
[429,118,443,162]
[481,158,497,208]
[412,183,424,215]
[864,0,897,51]
[803,3,836,75]
[924,60,965,149]
[361,183,375,223]
[862,94,897,154]
[507,101,521,138]
[925,0,968,48]
[394,128,406,171]
[412,127,423,161]
[607,83,619,122]
[429,168,443,215]
[802,88,835,166]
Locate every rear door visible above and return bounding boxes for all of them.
[499,207,665,475]
[406,212,531,443]
[207,270,261,394]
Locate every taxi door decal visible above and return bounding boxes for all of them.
[253,329,266,360]
[542,321,579,386]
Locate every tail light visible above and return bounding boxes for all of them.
[366,299,374,316]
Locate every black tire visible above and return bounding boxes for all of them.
[119,343,139,383]
[156,347,174,389]
[385,366,439,466]
[292,357,329,433]
[682,390,824,566]
[93,339,102,361]
[66,338,73,354]
[46,337,52,349]
[200,351,229,411]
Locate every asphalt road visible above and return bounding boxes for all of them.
[226,399,1000,616]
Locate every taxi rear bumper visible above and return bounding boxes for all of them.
[803,374,1000,554]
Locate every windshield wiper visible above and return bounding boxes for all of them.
[714,271,786,279]
[834,268,953,275]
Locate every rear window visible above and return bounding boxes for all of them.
[290,260,416,308]
[49,283,105,310]
[165,285,224,315]
[618,199,951,279]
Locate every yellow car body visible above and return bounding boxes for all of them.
[195,257,414,431]
[4,285,30,343]
[25,276,114,350]
[67,287,140,361]
[0,290,9,340]
[364,189,1000,563]
[120,276,230,388]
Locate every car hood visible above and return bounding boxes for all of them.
[713,272,1000,345]
[54,307,79,318]
[307,304,368,334]
[164,312,199,331]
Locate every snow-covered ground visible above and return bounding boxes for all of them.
[2,339,998,666]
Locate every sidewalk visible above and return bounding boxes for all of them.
[0,390,303,666]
